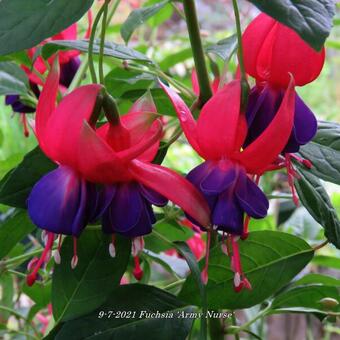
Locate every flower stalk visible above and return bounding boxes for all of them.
[182,0,212,105]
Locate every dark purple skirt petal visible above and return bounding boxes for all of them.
[186,161,215,187]
[200,161,237,194]
[235,171,269,219]
[88,184,116,222]
[139,184,168,206]
[106,183,143,233]
[283,94,317,153]
[59,57,81,88]
[212,189,244,235]
[27,166,88,236]
[101,182,154,237]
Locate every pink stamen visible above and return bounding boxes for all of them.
[21,114,29,137]
[27,232,54,286]
[230,236,251,292]
[201,231,211,285]
[285,154,299,206]
[71,237,78,269]
[132,256,143,281]
[290,153,313,169]
[109,234,116,258]
[241,215,250,240]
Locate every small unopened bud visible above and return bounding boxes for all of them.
[319,298,339,309]
[221,243,229,255]
[234,272,241,288]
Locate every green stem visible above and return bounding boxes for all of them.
[99,0,109,84]
[163,279,185,290]
[88,4,107,83]
[182,0,212,105]
[231,313,240,340]
[232,0,249,108]
[231,305,271,334]
[209,316,224,340]
[68,0,121,91]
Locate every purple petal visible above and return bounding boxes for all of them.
[27,166,88,236]
[200,161,237,194]
[59,57,80,88]
[104,183,143,233]
[186,161,214,187]
[283,94,317,152]
[139,184,168,206]
[212,189,244,235]
[88,184,116,222]
[235,171,269,219]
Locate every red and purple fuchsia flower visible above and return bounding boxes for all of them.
[161,74,295,291]
[242,13,325,204]
[25,57,210,286]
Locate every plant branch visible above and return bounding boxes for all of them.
[232,0,249,108]
[182,0,212,105]
[99,0,110,84]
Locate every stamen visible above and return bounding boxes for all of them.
[131,237,144,257]
[21,114,29,137]
[109,234,116,258]
[201,231,211,285]
[241,215,250,240]
[71,237,78,269]
[26,232,55,286]
[54,235,62,264]
[132,256,143,281]
[230,236,251,292]
[54,249,61,264]
[290,153,313,169]
[285,154,299,206]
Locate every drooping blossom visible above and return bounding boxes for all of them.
[26,58,210,285]
[242,13,325,201]
[161,77,295,291]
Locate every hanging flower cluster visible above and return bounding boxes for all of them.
[23,12,324,293]
[26,57,210,286]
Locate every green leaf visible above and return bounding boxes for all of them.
[0,0,94,55]
[52,230,131,323]
[292,273,340,287]
[121,0,170,43]
[105,68,155,98]
[179,231,314,310]
[271,284,339,315]
[205,35,238,61]
[294,165,340,248]
[246,0,335,51]
[42,39,151,63]
[144,219,194,253]
[0,147,56,209]
[23,281,51,307]
[0,62,29,96]
[312,255,340,270]
[49,284,195,340]
[0,51,32,67]
[0,210,35,259]
[159,48,193,70]
[299,121,340,185]
[0,273,14,320]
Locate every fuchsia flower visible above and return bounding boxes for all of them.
[242,13,325,203]
[26,57,210,285]
[242,13,324,153]
[161,77,295,291]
